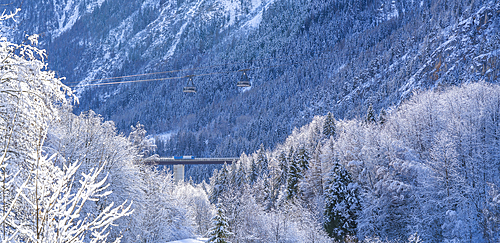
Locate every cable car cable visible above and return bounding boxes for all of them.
[70,59,305,88]
[66,50,328,86]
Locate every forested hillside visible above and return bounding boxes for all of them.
[210,82,500,242]
[1,0,500,242]
[2,0,498,163]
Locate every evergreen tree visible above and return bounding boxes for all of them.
[323,112,336,138]
[248,159,258,185]
[267,169,282,210]
[323,162,360,241]
[296,146,310,172]
[286,157,301,200]
[286,146,296,170]
[256,144,269,177]
[302,144,324,200]
[262,176,274,210]
[277,151,288,187]
[378,108,387,125]
[207,204,232,243]
[365,103,377,124]
[210,167,228,204]
[234,161,246,189]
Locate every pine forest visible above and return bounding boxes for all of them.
[0,0,499,242]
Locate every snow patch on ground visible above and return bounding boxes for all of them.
[166,21,189,59]
[218,0,241,26]
[52,0,80,38]
[240,0,275,30]
[52,0,106,38]
[155,131,176,142]
[243,11,262,29]
[85,0,105,13]
[250,0,262,12]
[164,0,205,60]
[141,0,161,9]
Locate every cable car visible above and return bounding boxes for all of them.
[237,69,251,87]
[183,75,196,93]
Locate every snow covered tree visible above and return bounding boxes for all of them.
[139,168,193,242]
[286,157,301,200]
[19,152,132,243]
[378,108,387,125]
[210,168,226,204]
[296,146,310,172]
[323,162,360,241]
[233,161,246,189]
[301,144,324,203]
[207,203,232,243]
[277,151,288,187]
[129,122,156,157]
[323,112,336,138]
[0,10,136,242]
[256,144,269,177]
[365,103,376,124]
[248,159,258,184]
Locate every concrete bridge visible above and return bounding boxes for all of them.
[145,157,238,182]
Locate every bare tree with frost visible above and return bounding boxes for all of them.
[0,10,131,242]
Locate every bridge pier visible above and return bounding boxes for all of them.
[173,164,185,182]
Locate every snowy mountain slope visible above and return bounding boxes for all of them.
[2,0,499,165]
[399,4,500,99]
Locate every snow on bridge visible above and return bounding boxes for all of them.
[144,157,239,182]
[166,238,207,243]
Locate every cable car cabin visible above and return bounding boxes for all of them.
[183,86,196,93]
[183,76,196,93]
[237,70,251,87]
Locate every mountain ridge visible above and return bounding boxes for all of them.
[2,0,499,160]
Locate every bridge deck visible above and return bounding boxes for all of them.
[145,157,238,165]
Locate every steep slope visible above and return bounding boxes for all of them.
[2,0,499,160]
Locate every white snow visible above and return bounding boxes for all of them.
[219,0,241,26]
[85,0,106,13]
[166,21,189,59]
[388,0,399,20]
[141,0,161,9]
[240,0,276,30]
[167,239,207,243]
[164,0,205,60]
[155,131,175,142]
[52,0,106,39]
[53,0,80,39]
[243,11,262,29]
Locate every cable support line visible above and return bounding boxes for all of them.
[69,59,312,88]
[0,2,15,6]
[65,59,246,85]
[71,77,175,87]
[68,50,335,89]
[65,70,181,85]
[67,50,323,86]
[70,71,234,88]
[64,63,240,85]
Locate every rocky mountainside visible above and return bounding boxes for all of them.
[2,0,499,159]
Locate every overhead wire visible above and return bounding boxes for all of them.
[67,50,326,88]
[70,71,235,88]
[69,56,326,89]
